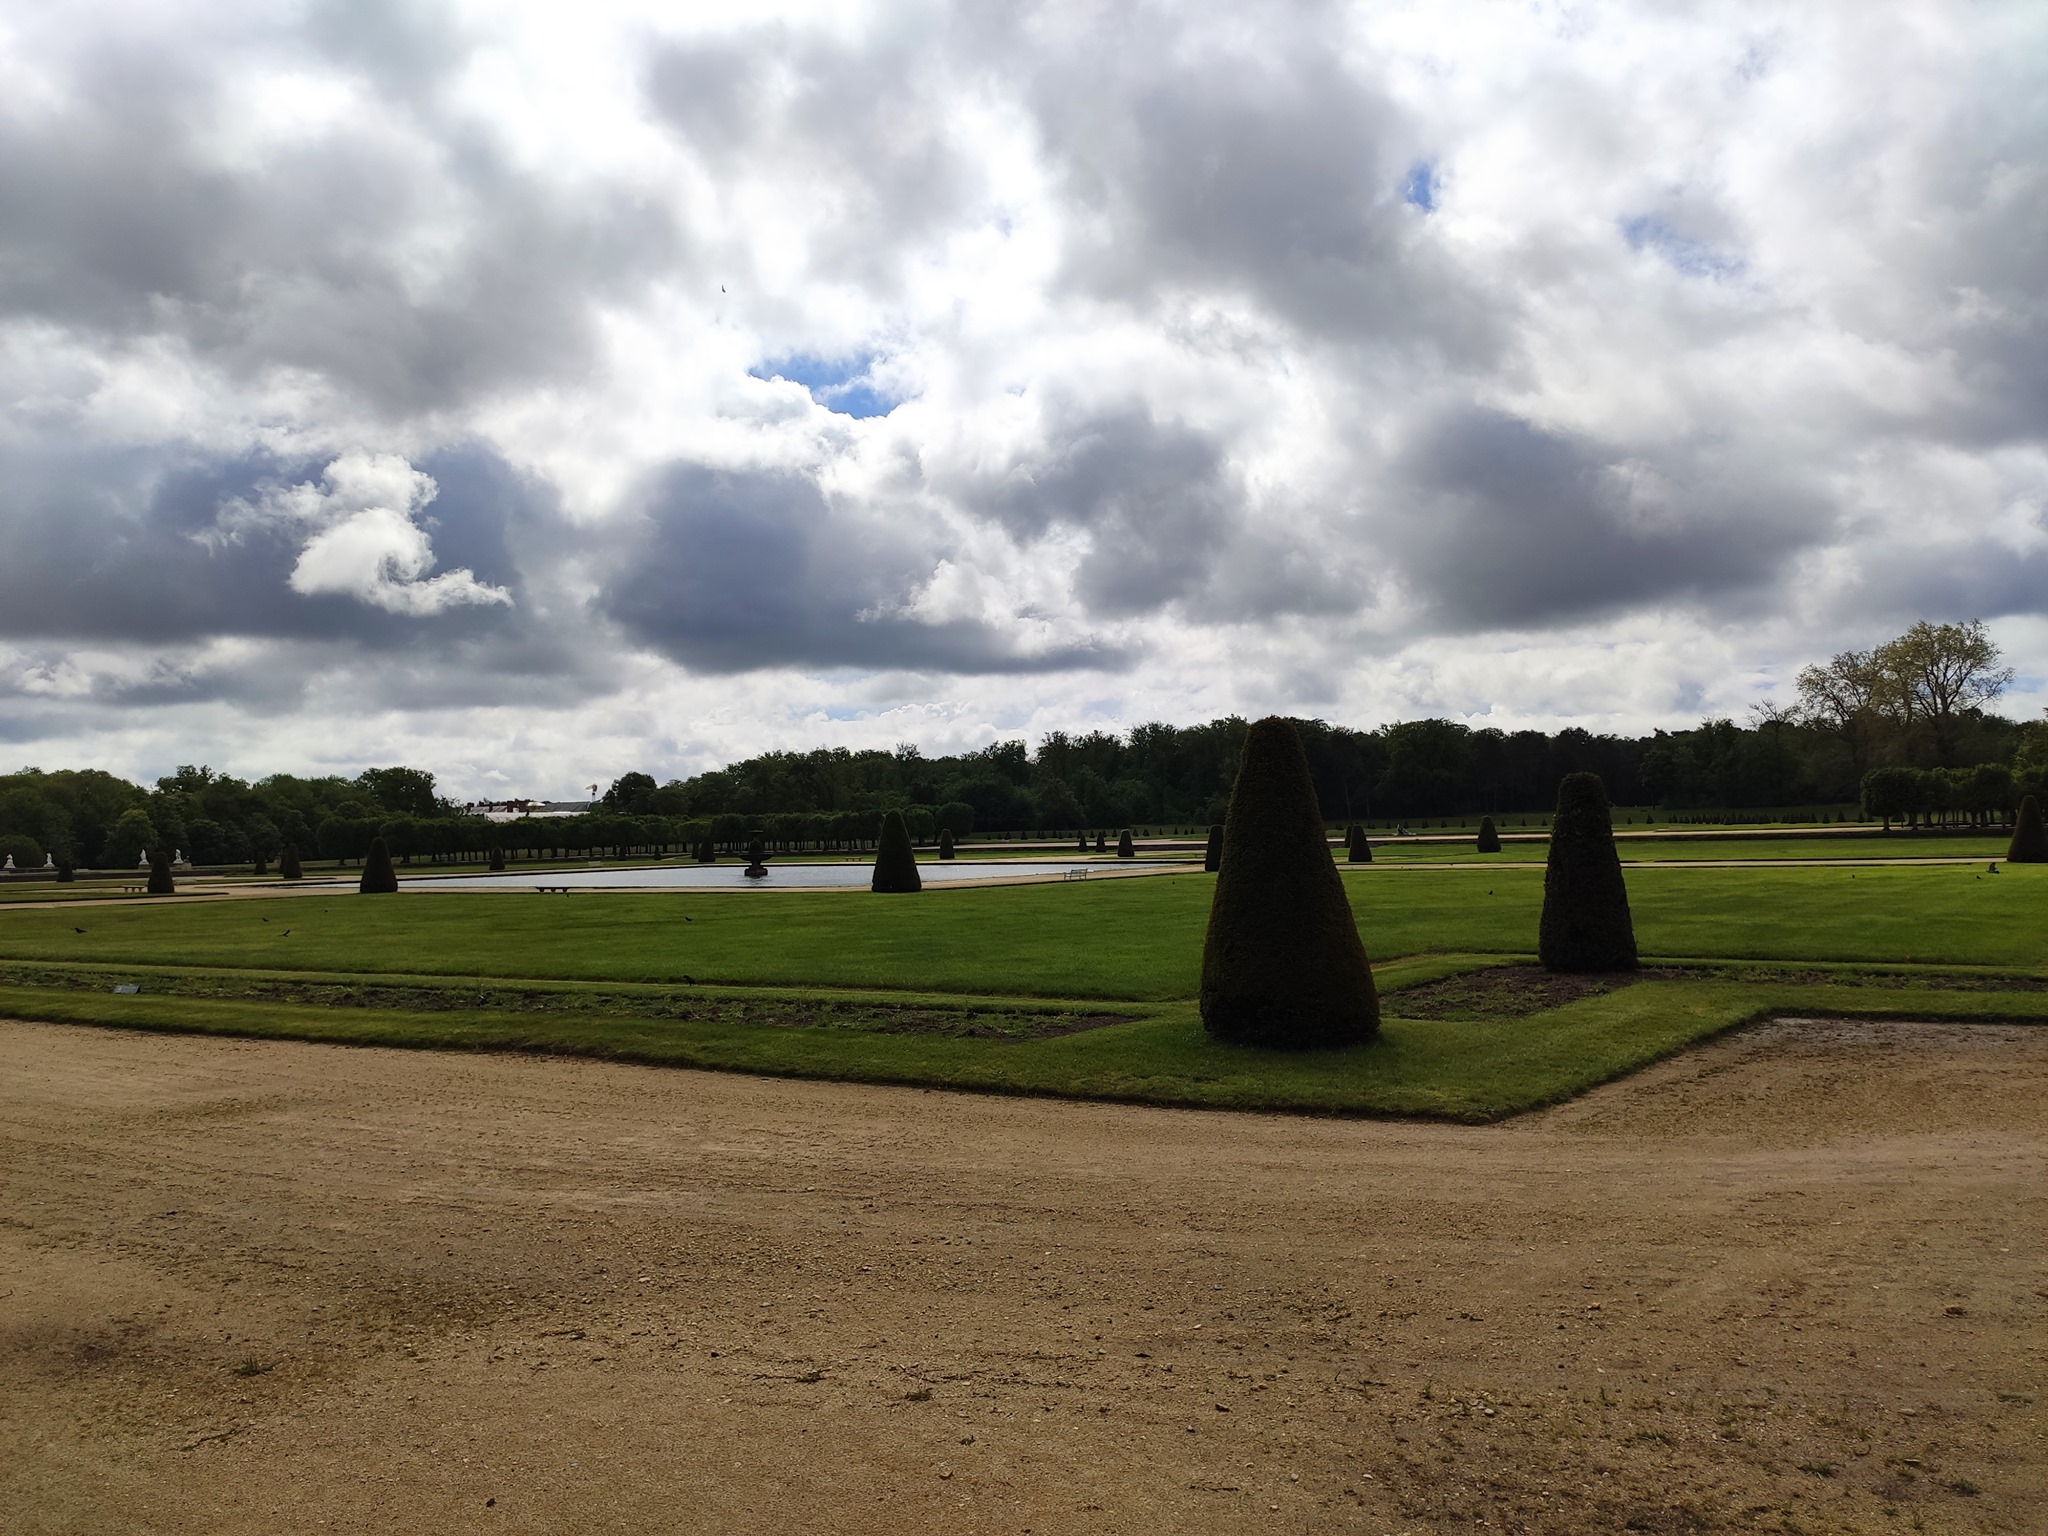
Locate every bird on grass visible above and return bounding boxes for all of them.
[73,926,85,934]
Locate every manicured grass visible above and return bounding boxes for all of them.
[4,968,2040,1121]
[1363,833,2014,864]
[1,863,2040,998]
[3,862,2040,1120]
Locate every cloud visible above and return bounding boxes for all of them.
[221,450,513,615]
[0,0,2038,793]
[602,462,1128,675]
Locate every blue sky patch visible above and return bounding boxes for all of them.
[1621,215,1743,280]
[751,351,898,418]
[1402,161,1437,212]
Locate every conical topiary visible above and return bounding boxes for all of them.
[695,838,715,863]
[1094,829,1107,853]
[55,858,75,883]
[1346,823,1371,863]
[939,829,956,860]
[1117,828,1135,859]
[871,810,921,893]
[488,845,506,872]
[1075,830,1088,852]
[2009,794,2048,863]
[1476,815,1501,854]
[1200,717,1379,1048]
[1538,774,1637,972]
[278,843,303,881]
[359,836,399,894]
[1203,823,1222,872]
[146,848,175,896]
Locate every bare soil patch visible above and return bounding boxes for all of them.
[0,963,1133,1041]
[2,1016,2043,1534]
[1387,963,1640,1018]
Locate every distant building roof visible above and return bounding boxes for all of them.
[462,799,596,821]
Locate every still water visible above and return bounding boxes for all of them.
[402,860,1162,891]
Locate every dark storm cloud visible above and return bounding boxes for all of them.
[602,463,1129,674]
[0,442,539,648]
[645,26,980,291]
[1011,14,1499,359]
[0,32,680,418]
[1385,408,1822,630]
[956,405,1237,618]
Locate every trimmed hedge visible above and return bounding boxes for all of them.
[146,849,175,896]
[1203,823,1222,873]
[1538,774,1637,972]
[871,810,922,893]
[1200,717,1379,1048]
[939,829,956,861]
[278,844,303,881]
[1345,823,1371,864]
[2010,794,2048,863]
[359,836,399,895]
[1117,828,1135,859]
[1476,815,1501,854]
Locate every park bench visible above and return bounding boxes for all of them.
[1063,868,1090,881]
[535,885,572,894]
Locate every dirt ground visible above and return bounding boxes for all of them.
[3,1018,2042,1535]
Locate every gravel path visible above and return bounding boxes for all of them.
[3,1016,2042,1533]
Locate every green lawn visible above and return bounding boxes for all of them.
[3,864,2040,997]
[1361,833,2014,863]
[1,862,2040,1120]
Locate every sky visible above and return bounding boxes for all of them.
[1,0,2044,798]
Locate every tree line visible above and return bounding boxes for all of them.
[0,621,2037,870]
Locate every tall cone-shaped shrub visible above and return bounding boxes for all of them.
[1476,815,1501,853]
[488,844,506,872]
[1200,717,1378,1048]
[146,849,175,896]
[1203,823,1222,872]
[1345,823,1371,863]
[1076,830,1088,852]
[359,836,399,894]
[1117,828,1135,859]
[1538,774,1636,971]
[871,810,921,892]
[938,829,956,860]
[278,843,303,880]
[2009,794,2048,863]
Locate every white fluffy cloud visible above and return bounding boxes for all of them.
[0,0,2040,793]
[223,451,516,615]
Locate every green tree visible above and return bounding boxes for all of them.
[1200,718,1378,1048]
[1873,620,2014,767]
[1538,773,1637,972]
[356,767,442,817]
[1860,766,1918,832]
[1796,648,1885,781]
[108,807,160,866]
